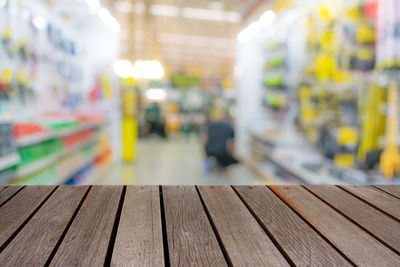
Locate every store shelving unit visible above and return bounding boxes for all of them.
[0,153,19,172]
[16,122,101,147]
[13,135,99,180]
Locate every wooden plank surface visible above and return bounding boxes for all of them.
[305,185,400,252]
[0,186,23,206]
[198,186,289,266]
[340,185,400,220]
[163,186,227,267]
[0,186,55,250]
[49,186,123,266]
[111,186,164,267]
[0,186,89,266]
[375,185,400,199]
[272,186,400,266]
[234,186,351,266]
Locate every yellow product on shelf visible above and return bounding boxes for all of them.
[334,153,355,168]
[358,82,386,162]
[380,80,400,178]
[356,24,375,44]
[314,53,337,81]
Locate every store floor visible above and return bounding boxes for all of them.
[95,137,265,185]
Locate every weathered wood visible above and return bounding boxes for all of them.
[163,186,227,267]
[340,185,400,220]
[111,186,164,267]
[198,186,289,266]
[0,186,55,249]
[234,186,351,266]
[305,185,400,252]
[0,186,88,266]
[0,186,23,206]
[49,186,122,266]
[375,185,400,199]
[272,186,400,266]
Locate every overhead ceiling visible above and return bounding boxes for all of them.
[109,0,250,78]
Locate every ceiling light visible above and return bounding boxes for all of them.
[150,5,180,17]
[237,21,261,43]
[132,60,165,80]
[259,10,275,27]
[113,59,134,78]
[98,8,121,32]
[181,8,240,23]
[114,1,133,13]
[145,88,168,101]
[32,16,47,30]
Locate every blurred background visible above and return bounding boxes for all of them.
[0,0,399,185]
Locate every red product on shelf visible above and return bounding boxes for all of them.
[62,129,95,148]
[14,123,48,139]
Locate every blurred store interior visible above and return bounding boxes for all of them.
[0,0,400,185]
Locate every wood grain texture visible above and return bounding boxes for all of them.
[0,186,23,206]
[49,186,122,267]
[0,186,55,248]
[340,185,400,220]
[163,186,227,267]
[305,185,400,252]
[198,186,289,266]
[375,185,400,199]
[272,186,400,266]
[111,186,164,267]
[234,186,351,266]
[0,186,88,266]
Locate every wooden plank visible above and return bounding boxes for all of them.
[0,186,89,266]
[375,185,400,199]
[198,186,289,266]
[305,185,400,252]
[0,186,23,206]
[340,185,400,220]
[272,186,400,266]
[0,186,55,249]
[49,186,123,266]
[111,186,164,267]
[162,186,227,267]
[234,186,351,266]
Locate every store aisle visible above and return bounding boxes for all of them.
[96,137,265,185]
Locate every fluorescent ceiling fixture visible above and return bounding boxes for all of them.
[132,60,165,80]
[32,16,47,30]
[181,8,241,23]
[150,5,180,17]
[237,21,261,43]
[98,8,121,32]
[85,0,100,9]
[134,3,145,14]
[145,88,167,101]
[259,10,275,26]
[113,59,134,78]
[114,1,133,13]
[158,33,236,49]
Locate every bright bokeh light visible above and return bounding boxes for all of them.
[259,10,275,27]
[113,59,134,78]
[132,60,165,80]
[85,0,100,9]
[32,16,47,30]
[98,8,121,33]
[237,21,261,43]
[145,88,168,102]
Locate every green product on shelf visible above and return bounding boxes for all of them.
[265,94,286,108]
[264,75,285,88]
[264,56,284,70]
[17,139,63,167]
[40,120,79,130]
[12,166,58,185]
